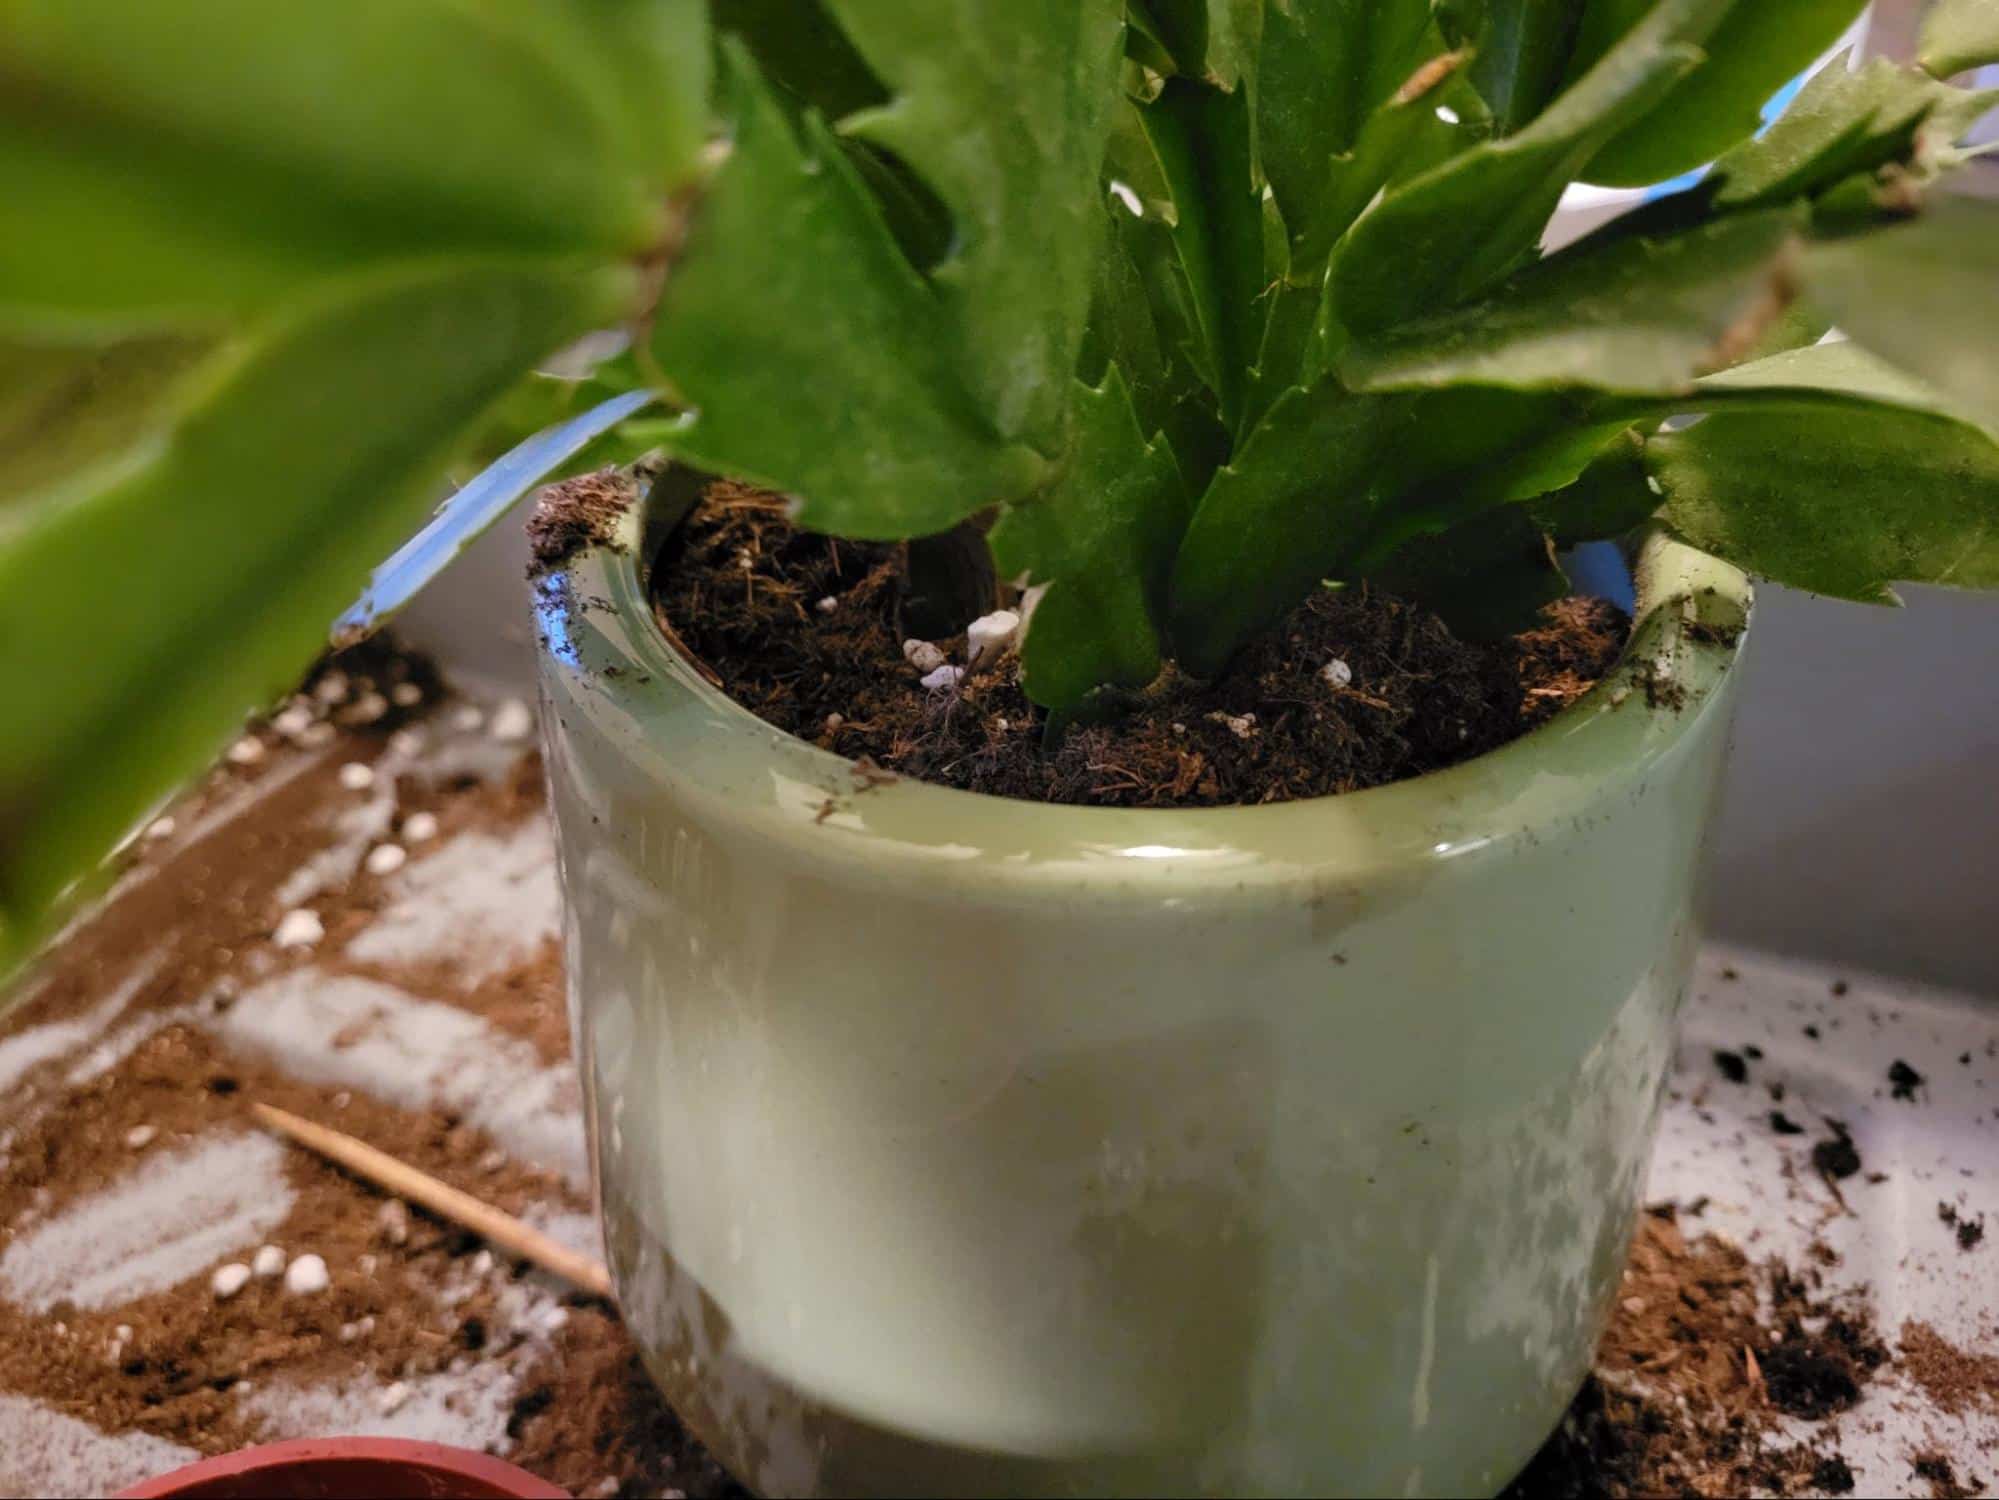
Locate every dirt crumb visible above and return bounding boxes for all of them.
[1813,1120,1863,1181]
[1899,1320,1999,1416]
[527,468,642,575]
[1911,1451,1980,1499]
[1889,1058,1927,1102]
[650,483,1631,808]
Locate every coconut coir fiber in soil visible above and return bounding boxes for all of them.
[1504,1202,1892,1499]
[649,482,1629,807]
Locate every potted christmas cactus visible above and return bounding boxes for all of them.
[4,0,1999,1494]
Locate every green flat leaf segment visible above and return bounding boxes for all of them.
[1711,52,1998,206]
[1385,339,1999,633]
[989,368,1188,707]
[0,0,675,330]
[1079,195,1206,457]
[1554,0,1653,84]
[1163,336,1974,677]
[1799,197,1999,434]
[1285,49,1489,284]
[709,0,887,119]
[1329,0,1735,337]
[1134,0,1263,86]
[1140,78,1266,434]
[649,45,1046,541]
[824,0,1126,450]
[1919,0,1999,77]
[1166,382,1608,674]
[1369,502,1570,639]
[1255,0,1438,268]
[1581,0,1870,188]
[1649,401,1999,602]
[1341,206,1803,396]
[1470,0,1589,135]
[1526,426,1660,544]
[1689,338,1980,423]
[1167,386,1380,677]
[553,0,712,185]
[0,334,213,509]
[0,256,630,945]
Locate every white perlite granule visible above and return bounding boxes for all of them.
[965,609,1020,666]
[210,970,585,1187]
[901,639,947,674]
[1207,710,1258,740]
[284,1253,329,1296]
[272,909,324,949]
[0,1394,198,1498]
[344,823,560,983]
[0,1133,294,1312]
[487,699,534,742]
[271,704,315,738]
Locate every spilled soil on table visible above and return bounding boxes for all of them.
[1505,1202,1897,1499]
[0,647,740,1500]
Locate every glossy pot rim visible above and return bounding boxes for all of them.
[113,1436,568,1498]
[534,495,1750,889]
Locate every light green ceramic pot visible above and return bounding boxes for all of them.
[534,494,1751,1500]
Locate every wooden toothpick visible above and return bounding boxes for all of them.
[250,1100,613,1299]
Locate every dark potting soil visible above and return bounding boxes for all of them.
[647,481,1630,808]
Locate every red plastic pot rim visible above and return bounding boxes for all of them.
[115,1436,569,1499]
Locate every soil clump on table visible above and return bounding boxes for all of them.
[1503,1202,1891,1498]
[650,482,1630,808]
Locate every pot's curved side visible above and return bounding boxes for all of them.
[536,509,1749,1499]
